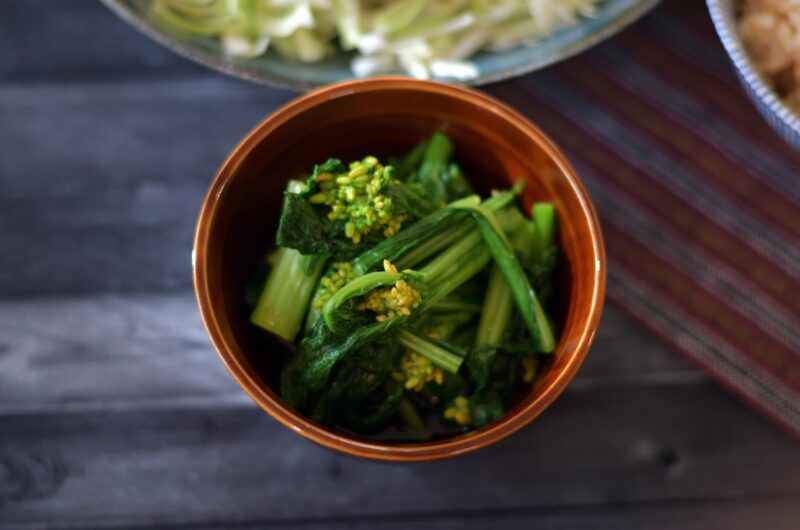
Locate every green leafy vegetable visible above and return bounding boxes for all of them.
[389,139,429,181]
[277,156,437,259]
[409,132,474,205]
[462,207,555,353]
[248,132,561,438]
[250,180,328,342]
[398,328,466,374]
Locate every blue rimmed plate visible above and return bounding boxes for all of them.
[101,0,660,91]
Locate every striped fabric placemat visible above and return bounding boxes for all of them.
[492,0,800,436]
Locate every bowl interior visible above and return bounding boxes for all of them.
[195,81,604,458]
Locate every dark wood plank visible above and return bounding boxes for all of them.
[1,384,797,529]
[1,79,292,297]
[0,293,239,411]
[0,295,695,411]
[54,498,797,530]
[0,0,203,82]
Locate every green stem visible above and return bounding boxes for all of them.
[475,265,513,346]
[482,181,524,209]
[392,207,514,283]
[428,245,492,306]
[416,132,455,202]
[419,229,482,279]
[395,222,473,270]
[394,140,430,180]
[249,178,326,341]
[516,219,538,263]
[398,329,464,373]
[424,312,476,341]
[476,218,540,346]
[532,202,556,263]
[423,132,454,165]
[353,196,479,274]
[250,250,326,342]
[496,204,528,237]
[467,207,555,353]
[427,294,483,314]
[475,219,539,346]
[351,189,516,276]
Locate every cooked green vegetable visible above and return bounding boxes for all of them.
[398,328,466,374]
[250,180,327,342]
[277,157,437,259]
[248,132,560,439]
[249,248,326,342]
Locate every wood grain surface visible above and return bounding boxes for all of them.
[1,1,798,528]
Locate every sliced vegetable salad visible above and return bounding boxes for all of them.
[148,0,601,80]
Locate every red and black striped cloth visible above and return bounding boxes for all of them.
[492,0,800,436]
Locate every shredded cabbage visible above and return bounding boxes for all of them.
[149,0,602,80]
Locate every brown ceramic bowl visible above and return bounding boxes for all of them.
[193,77,605,461]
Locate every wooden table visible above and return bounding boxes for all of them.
[2,2,798,528]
